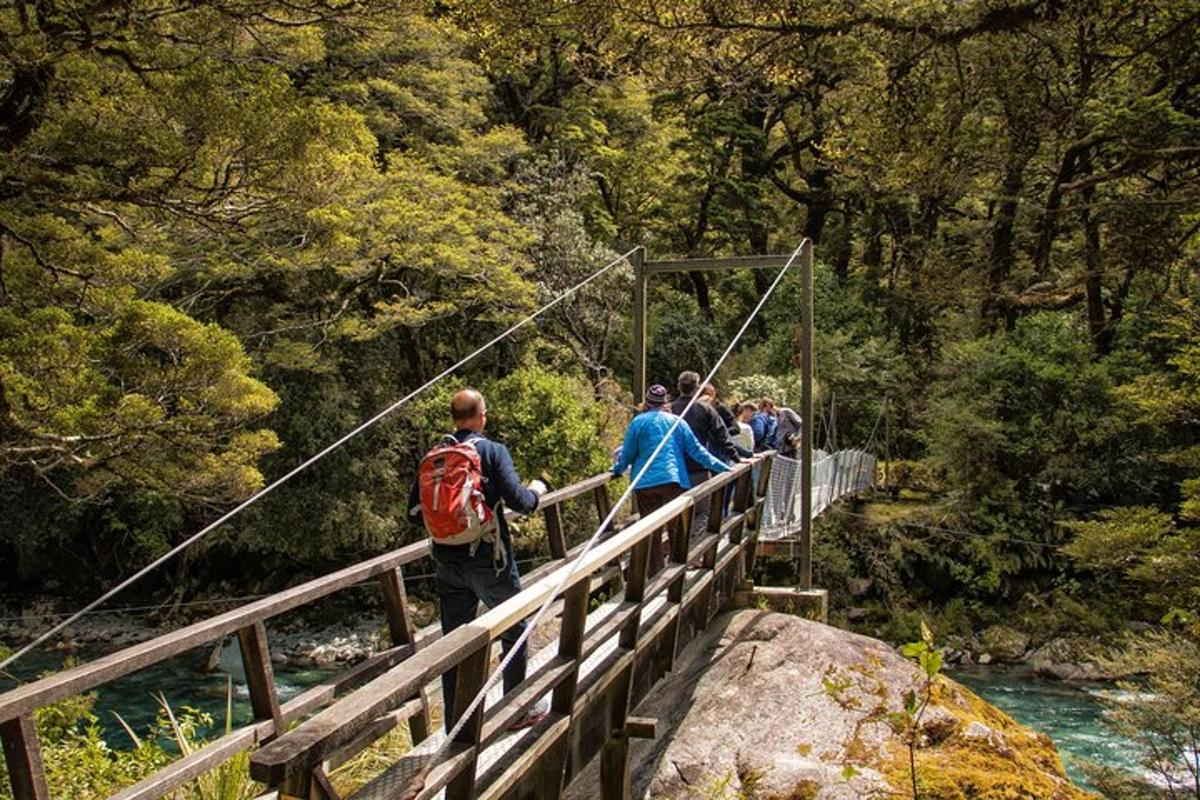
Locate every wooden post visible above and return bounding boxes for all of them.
[544,502,568,560]
[593,483,614,534]
[1,715,48,800]
[595,481,625,594]
[631,247,647,403]
[445,643,490,800]
[706,486,724,537]
[599,728,631,800]
[554,582,589,714]
[883,397,891,493]
[237,621,285,738]
[799,239,815,590]
[540,580,590,800]
[379,566,432,742]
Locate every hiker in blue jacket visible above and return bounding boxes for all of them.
[611,384,729,574]
[750,398,779,452]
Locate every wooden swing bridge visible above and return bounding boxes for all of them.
[1,453,790,800]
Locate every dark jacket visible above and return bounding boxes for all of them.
[775,407,802,457]
[670,395,737,473]
[408,429,539,563]
[713,400,752,459]
[713,401,738,437]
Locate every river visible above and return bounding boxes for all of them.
[952,665,1144,789]
[0,645,339,742]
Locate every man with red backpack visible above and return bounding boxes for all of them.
[408,388,549,731]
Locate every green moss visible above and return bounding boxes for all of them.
[883,680,1097,800]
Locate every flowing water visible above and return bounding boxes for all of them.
[0,645,338,743]
[952,665,1144,788]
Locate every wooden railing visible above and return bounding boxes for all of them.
[250,453,775,800]
[0,467,636,800]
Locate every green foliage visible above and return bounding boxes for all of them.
[0,678,262,800]
[892,621,945,800]
[151,686,261,800]
[1082,631,1200,799]
[646,293,727,387]
[727,373,802,407]
[485,365,614,486]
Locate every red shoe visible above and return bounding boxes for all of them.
[508,697,550,731]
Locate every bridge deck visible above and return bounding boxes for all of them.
[348,576,688,800]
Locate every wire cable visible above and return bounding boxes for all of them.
[0,250,637,672]
[410,240,807,796]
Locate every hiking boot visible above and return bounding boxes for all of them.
[508,696,550,732]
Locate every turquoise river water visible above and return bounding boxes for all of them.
[951,665,1144,788]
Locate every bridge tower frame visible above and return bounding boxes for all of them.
[630,241,816,589]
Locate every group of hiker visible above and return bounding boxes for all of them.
[408,379,801,733]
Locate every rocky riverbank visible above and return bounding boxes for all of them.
[937,624,1133,682]
[0,596,438,674]
[839,597,1139,683]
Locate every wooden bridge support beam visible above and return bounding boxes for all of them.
[1,715,48,800]
[379,567,433,743]
[445,642,489,800]
[799,239,815,589]
[237,620,285,743]
[631,247,648,403]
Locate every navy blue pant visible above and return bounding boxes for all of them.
[436,545,527,730]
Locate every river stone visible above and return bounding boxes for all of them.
[1030,637,1109,681]
[563,610,1091,800]
[980,625,1030,662]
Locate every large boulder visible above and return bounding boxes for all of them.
[566,610,1092,800]
[1029,637,1113,681]
[979,625,1031,663]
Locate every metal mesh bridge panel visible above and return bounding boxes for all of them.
[759,449,876,539]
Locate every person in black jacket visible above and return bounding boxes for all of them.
[408,389,549,731]
[701,383,750,459]
[671,372,737,475]
[671,372,737,534]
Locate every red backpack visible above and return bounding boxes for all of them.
[417,436,495,545]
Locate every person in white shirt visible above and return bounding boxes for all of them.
[733,401,756,452]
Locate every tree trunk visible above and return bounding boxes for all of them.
[803,167,833,245]
[830,204,854,284]
[1080,163,1109,354]
[689,270,713,320]
[982,155,1028,332]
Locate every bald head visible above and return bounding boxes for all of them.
[451,389,487,431]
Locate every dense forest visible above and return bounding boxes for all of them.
[1,0,1199,796]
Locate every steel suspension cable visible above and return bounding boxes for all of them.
[410,239,807,796]
[1,249,637,671]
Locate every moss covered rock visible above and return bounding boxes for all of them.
[564,610,1093,800]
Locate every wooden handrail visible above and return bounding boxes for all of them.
[246,493,697,783]
[248,454,775,799]
[0,540,432,723]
